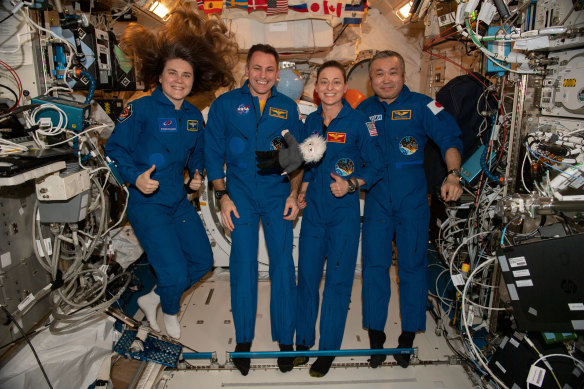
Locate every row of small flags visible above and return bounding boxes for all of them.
[196,0,367,24]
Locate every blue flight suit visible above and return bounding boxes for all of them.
[204,81,303,345]
[357,85,462,333]
[296,100,383,350]
[105,86,213,315]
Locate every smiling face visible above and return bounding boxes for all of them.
[158,58,194,109]
[245,51,279,100]
[369,56,405,105]
[315,66,348,108]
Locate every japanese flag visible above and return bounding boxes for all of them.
[427,100,444,115]
[308,0,323,14]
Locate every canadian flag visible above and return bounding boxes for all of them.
[427,100,444,115]
[323,0,342,17]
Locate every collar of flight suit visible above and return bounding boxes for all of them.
[314,98,353,125]
[148,86,197,156]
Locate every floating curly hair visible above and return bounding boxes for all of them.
[119,5,238,95]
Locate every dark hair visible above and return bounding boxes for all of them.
[246,44,279,66]
[369,50,406,74]
[121,5,238,94]
[316,60,347,82]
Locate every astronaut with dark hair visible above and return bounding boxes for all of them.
[357,50,463,368]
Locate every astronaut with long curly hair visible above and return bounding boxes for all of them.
[106,6,238,339]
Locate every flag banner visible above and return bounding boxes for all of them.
[248,0,268,11]
[343,2,366,24]
[288,2,308,11]
[323,0,342,17]
[203,0,223,13]
[308,0,323,15]
[267,0,288,14]
[226,0,248,9]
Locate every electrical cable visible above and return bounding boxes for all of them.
[0,59,23,108]
[0,138,29,155]
[19,9,77,88]
[526,353,584,389]
[30,154,130,333]
[0,83,18,112]
[523,334,563,389]
[0,306,54,389]
[0,12,14,24]
[461,257,509,389]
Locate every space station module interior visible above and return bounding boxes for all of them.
[0,0,584,387]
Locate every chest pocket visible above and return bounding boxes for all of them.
[392,110,427,159]
[184,131,199,162]
[325,132,360,177]
[266,128,287,151]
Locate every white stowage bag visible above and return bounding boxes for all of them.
[106,225,144,270]
[0,317,116,389]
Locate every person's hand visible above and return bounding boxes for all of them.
[283,194,299,221]
[219,195,239,231]
[189,169,203,191]
[298,189,307,209]
[441,175,463,202]
[136,165,159,195]
[330,172,349,197]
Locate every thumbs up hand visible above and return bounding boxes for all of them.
[189,169,203,191]
[330,172,349,198]
[136,165,160,194]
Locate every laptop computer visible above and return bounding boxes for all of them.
[496,234,584,333]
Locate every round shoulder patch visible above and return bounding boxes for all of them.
[399,136,418,155]
[335,158,355,177]
[270,135,285,150]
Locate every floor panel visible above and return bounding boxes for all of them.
[133,267,475,388]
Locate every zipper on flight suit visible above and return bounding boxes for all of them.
[253,93,273,180]
[252,95,260,180]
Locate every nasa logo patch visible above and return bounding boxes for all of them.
[237,104,250,115]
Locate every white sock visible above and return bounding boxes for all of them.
[137,290,160,332]
[163,313,181,339]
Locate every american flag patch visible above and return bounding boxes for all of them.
[366,121,377,136]
[267,0,288,14]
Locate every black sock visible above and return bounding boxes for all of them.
[293,344,310,366]
[278,344,294,373]
[393,331,415,368]
[309,356,335,378]
[233,343,252,376]
[368,329,386,368]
